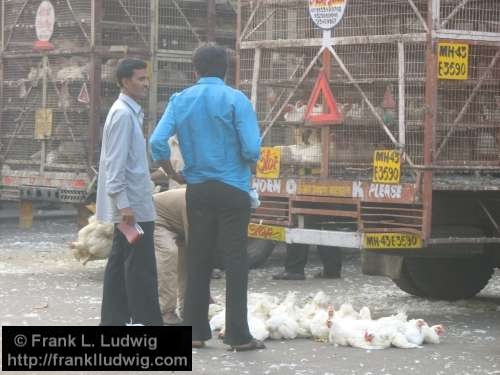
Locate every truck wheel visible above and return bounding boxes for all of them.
[247,239,275,269]
[403,256,493,300]
[391,262,426,298]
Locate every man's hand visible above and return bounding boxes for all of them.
[120,207,135,225]
[171,172,186,185]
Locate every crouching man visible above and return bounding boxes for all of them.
[153,187,188,325]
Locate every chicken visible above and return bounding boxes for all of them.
[101,58,118,82]
[422,324,445,344]
[209,310,225,332]
[70,215,114,265]
[359,306,372,321]
[337,303,360,320]
[284,100,307,122]
[208,303,224,320]
[309,304,334,341]
[248,314,270,341]
[266,292,301,340]
[328,315,372,347]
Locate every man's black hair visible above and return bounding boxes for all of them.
[192,43,227,79]
[116,58,147,87]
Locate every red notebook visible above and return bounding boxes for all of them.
[117,222,143,245]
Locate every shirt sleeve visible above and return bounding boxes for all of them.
[149,94,178,162]
[234,92,261,163]
[104,110,133,210]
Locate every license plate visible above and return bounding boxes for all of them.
[363,232,422,249]
[248,223,285,241]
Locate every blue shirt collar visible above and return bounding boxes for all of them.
[119,93,142,115]
[197,77,225,85]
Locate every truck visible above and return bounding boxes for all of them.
[239,0,500,300]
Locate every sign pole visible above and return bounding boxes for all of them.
[321,30,332,178]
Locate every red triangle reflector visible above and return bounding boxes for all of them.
[304,70,343,125]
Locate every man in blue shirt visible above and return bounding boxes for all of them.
[96,58,162,326]
[150,44,264,351]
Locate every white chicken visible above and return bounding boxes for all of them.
[309,304,334,341]
[70,215,114,265]
[422,323,445,344]
[297,291,330,338]
[359,306,372,320]
[209,309,225,332]
[248,314,270,341]
[284,100,307,122]
[208,303,224,320]
[336,303,361,320]
[266,292,301,340]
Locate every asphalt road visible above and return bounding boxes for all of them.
[0,218,499,375]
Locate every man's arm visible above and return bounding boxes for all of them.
[158,160,185,185]
[234,92,261,163]
[104,110,134,224]
[150,94,179,162]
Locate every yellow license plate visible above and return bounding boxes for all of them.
[363,232,422,249]
[248,223,285,241]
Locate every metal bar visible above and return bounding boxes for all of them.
[240,33,427,49]
[434,30,500,45]
[172,0,202,43]
[362,221,422,229]
[398,41,406,147]
[235,0,241,88]
[422,0,437,242]
[239,0,262,42]
[250,47,261,109]
[40,54,48,174]
[478,199,500,235]
[260,46,325,140]
[1,0,5,51]
[427,237,500,245]
[65,0,91,44]
[89,0,102,168]
[326,45,400,148]
[147,0,158,146]
[361,213,423,219]
[434,48,500,160]
[321,43,331,178]
[440,0,472,28]
[406,0,429,33]
[207,0,216,42]
[433,0,440,29]
[290,208,359,218]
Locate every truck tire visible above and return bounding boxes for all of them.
[391,262,426,298]
[247,239,275,269]
[403,256,493,300]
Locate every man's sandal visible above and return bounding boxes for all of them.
[227,339,266,352]
[192,340,205,349]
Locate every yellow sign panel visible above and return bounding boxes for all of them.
[256,147,281,179]
[438,42,469,80]
[34,108,53,139]
[363,233,422,249]
[248,223,285,241]
[373,150,401,184]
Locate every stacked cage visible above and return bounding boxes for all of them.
[152,0,236,128]
[0,0,151,201]
[238,0,500,181]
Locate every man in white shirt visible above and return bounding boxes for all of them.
[96,58,162,326]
